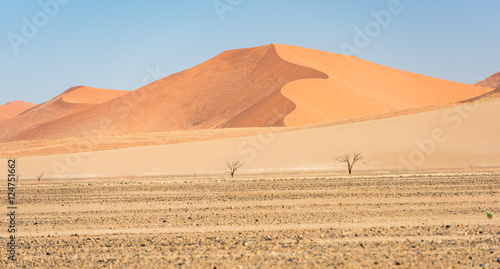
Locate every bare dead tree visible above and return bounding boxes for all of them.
[226,161,244,178]
[336,152,363,175]
[36,173,44,183]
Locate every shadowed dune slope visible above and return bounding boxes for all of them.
[467,72,500,101]
[273,44,492,126]
[0,86,129,142]
[475,72,500,89]
[5,44,327,141]
[0,101,36,121]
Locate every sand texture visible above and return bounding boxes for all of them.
[0,173,498,268]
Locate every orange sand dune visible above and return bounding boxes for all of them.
[273,44,492,126]
[0,86,129,142]
[6,44,327,141]
[1,44,492,142]
[0,100,36,121]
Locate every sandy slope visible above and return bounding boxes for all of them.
[0,101,36,121]
[0,86,129,142]
[274,44,492,126]
[9,97,500,178]
[475,71,500,89]
[0,97,491,158]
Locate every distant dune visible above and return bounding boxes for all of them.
[459,72,500,102]
[0,44,492,142]
[0,100,36,121]
[0,86,129,142]
[475,72,500,89]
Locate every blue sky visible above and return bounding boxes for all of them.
[1,0,499,104]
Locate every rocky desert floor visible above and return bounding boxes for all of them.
[1,172,499,268]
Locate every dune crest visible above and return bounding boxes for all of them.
[0,86,129,142]
[475,72,500,89]
[220,44,328,127]
[61,86,131,104]
[0,101,37,121]
[2,45,328,141]
[273,44,492,126]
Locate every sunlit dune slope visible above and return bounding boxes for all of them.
[273,44,492,126]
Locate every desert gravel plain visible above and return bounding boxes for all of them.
[1,171,499,268]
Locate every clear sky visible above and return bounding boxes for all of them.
[1,0,499,104]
